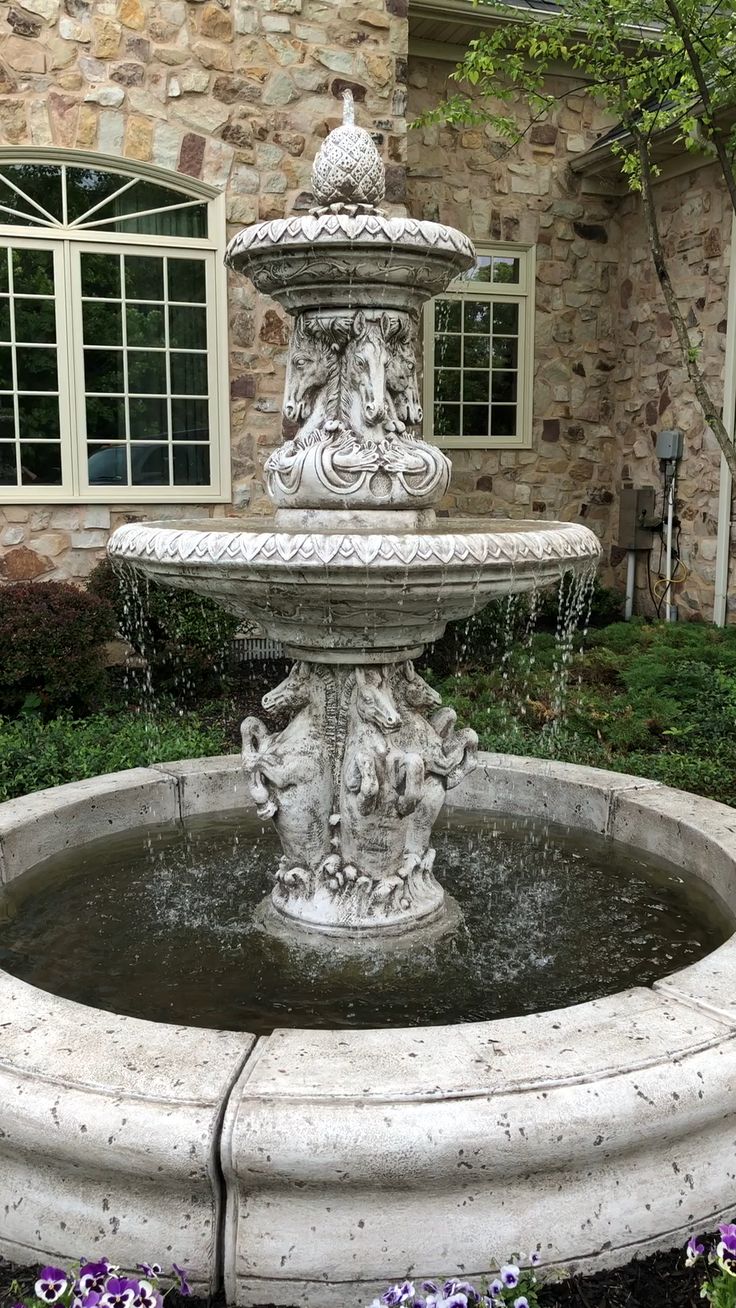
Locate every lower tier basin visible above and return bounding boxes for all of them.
[1,754,736,1303]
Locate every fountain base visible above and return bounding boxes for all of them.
[252,890,463,947]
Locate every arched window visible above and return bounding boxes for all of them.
[0,151,230,503]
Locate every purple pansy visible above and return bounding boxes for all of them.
[443,1283,476,1300]
[35,1268,69,1303]
[137,1268,162,1283]
[720,1225,736,1257]
[381,1287,403,1307]
[422,1285,439,1296]
[500,1266,520,1290]
[99,1277,139,1308]
[513,1299,529,1308]
[133,1281,162,1308]
[79,1263,111,1296]
[686,1235,705,1264]
[488,1281,503,1298]
[171,1265,191,1298]
[530,1252,541,1267]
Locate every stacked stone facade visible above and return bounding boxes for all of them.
[0,2,733,619]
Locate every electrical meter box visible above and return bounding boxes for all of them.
[617,485,657,550]
[655,428,684,461]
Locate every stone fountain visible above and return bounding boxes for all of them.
[108,93,600,941]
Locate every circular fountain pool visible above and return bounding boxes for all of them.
[2,754,736,1306]
[0,808,727,1033]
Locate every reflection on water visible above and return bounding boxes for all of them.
[0,807,728,1034]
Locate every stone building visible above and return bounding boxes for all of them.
[0,0,732,620]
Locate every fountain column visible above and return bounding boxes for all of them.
[230,93,478,936]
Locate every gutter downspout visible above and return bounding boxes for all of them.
[714,212,736,626]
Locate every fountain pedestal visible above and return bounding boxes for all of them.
[108,90,601,940]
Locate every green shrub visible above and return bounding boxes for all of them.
[0,580,116,718]
[0,710,228,802]
[88,558,239,698]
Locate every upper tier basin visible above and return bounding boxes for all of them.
[108,516,601,660]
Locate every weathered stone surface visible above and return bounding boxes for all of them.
[0,545,50,579]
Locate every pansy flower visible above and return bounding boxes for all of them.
[79,1263,111,1296]
[488,1281,503,1299]
[137,1267,162,1283]
[133,1281,162,1308]
[530,1252,541,1267]
[171,1265,191,1298]
[720,1225,736,1257]
[513,1299,529,1308]
[99,1277,139,1308]
[35,1268,69,1303]
[500,1266,520,1290]
[686,1235,705,1266]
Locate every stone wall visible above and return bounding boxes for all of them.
[407,56,623,543]
[0,0,407,581]
[610,162,733,620]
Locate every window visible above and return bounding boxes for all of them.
[0,152,229,503]
[423,244,535,450]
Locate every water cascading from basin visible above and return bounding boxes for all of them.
[108,92,601,940]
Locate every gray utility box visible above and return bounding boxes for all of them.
[617,485,657,550]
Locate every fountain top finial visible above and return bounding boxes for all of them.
[311,88,385,209]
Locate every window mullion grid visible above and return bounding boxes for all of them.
[7,247,20,486]
[120,252,132,487]
[163,255,173,488]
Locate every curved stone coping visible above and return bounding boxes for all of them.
[108,518,602,574]
[0,764,255,1292]
[2,755,736,1304]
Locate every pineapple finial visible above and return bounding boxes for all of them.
[310,88,385,209]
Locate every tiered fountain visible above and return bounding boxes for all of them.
[108,92,600,942]
[2,96,735,1308]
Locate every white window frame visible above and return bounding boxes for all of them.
[0,148,231,505]
[422,241,536,451]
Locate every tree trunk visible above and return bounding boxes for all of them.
[634,128,736,479]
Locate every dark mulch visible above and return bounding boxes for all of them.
[0,1241,707,1308]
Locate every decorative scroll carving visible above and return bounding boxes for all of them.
[241,660,478,932]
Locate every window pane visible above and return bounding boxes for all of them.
[113,206,207,238]
[170,352,207,395]
[434,403,460,438]
[16,347,57,391]
[0,395,14,438]
[12,248,54,295]
[126,304,165,348]
[18,394,60,441]
[83,301,123,346]
[435,335,460,367]
[131,443,169,486]
[125,256,163,301]
[463,336,490,368]
[20,441,62,485]
[85,349,124,393]
[463,301,491,334]
[167,258,206,304]
[493,302,519,333]
[169,305,207,350]
[129,396,168,440]
[491,371,518,403]
[86,395,126,441]
[462,405,489,438]
[464,372,490,403]
[461,256,492,284]
[81,252,121,299]
[0,347,11,390]
[1,164,63,223]
[491,405,517,436]
[66,167,129,224]
[87,443,128,485]
[0,442,17,484]
[493,338,518,369]
[434,369,461,402]
[0,254,8,293]
[172,397,209,440]
[435,299,460,333]
[0,299,9,342]
[492,257,520,284]
[14,298,56,344]
[173,444,210,485]
[128,350,167,394]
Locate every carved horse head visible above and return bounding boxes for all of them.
[343,311,390,427]
[283,318,339,422]
[261,661,312,715]
[354,666,402,733]
[385,317,423,428]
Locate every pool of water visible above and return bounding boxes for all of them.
[0,808,728,1033]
